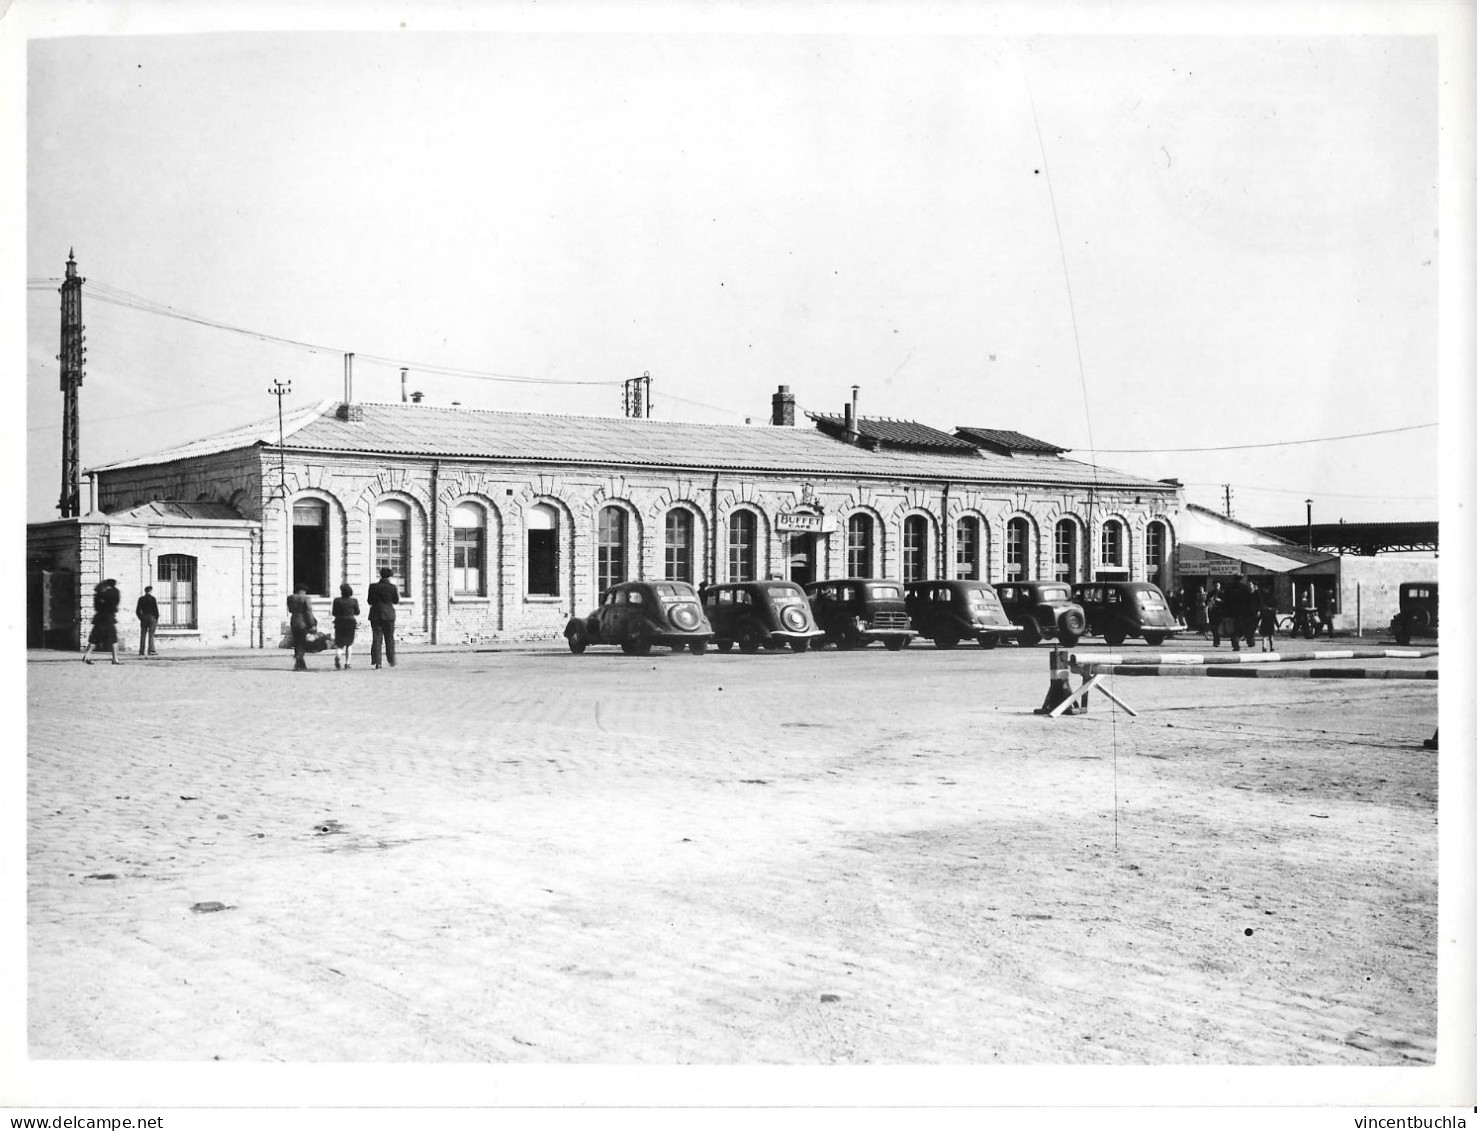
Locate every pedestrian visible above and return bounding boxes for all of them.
[331,583,360,670]
[1168,587,1183,626]
[135,585,159,657]
[1318,588,1335,638]
[1206,582,1223,646]
[1242,580,1259,650]
[81,578,123,665]
[1192,585,1208,636]
[286,583,317,672]
[1258,589,1278,652]
[368,566,399,669]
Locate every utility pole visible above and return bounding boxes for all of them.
[1305,498,1313,550]
[57,250,86,517]
[623,371,653,418]
[268,378,292,502]
[1222,484,1233,519]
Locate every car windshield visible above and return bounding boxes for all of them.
[868,585,902,600]
[965,588,1000,607]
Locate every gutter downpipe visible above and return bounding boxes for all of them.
[941,480,951,579]
[430,461,440,645]
[712,472,721,585]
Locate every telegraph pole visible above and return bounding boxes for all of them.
[1222,484,1233,519]
[623,371,653,418]
[268,378,292,501]
[57,250,87,517]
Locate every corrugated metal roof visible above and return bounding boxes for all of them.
[808,413,980,451]
[1181,542,1336,572]
[92,401,1173,491]
[953,427,1069,455]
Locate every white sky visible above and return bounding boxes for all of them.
[17,10,1446,527]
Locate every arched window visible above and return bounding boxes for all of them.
[955,516,982,580]
[451,502,486,596]
[846,513,874,578]
[1101,518,1126,571]
[597,506,629,592]
[728,510,758,582]
[951,519,986,578]
[1146,520,1169,585]
[292,498,329,596]
[1006,517,1031,579]
[157,554,197,629]
[902,515,930,582]
[527,503,560,596]
[1054,519,1079,583]
[665,508,694,583]
[375,500,411,592]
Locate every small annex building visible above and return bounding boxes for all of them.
[27,387,1186,649]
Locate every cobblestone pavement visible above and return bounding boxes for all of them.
[25,637,1440,1064]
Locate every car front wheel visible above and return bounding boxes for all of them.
[1018,619,1042,646]
[884,636,909,651]
[933,629,960,649]
[738,626,763,654]
[1143,633,1166,646]
[689,640,709,655]
[1103,629,1126,648]
[620,640,652,655]
[789,639,809,653]
[567,627,588,654]
[977,635,999,649]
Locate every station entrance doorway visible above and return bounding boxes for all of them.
[786,533,820,587]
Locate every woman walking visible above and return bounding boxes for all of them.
[331,583,360,670]
[286,583,316,672]
[81,579,123,665]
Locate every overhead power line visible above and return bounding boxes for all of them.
[75,278,623,388]
[1094,423,1436,453]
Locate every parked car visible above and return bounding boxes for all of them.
[903,580,1022,649]
[564,580,713,654]
[703,580,827,653]
[1071,580,1181,647]
[804,579,916,650]
[1390,581,1438,646]
[993,580,1088,646]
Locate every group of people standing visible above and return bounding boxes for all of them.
[1172,578,1280,653]
[286,567,401,672]
[80,579,161,664]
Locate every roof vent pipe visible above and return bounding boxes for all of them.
[411,390,424,404]
[401,367,409,403]
[844,385,860,444]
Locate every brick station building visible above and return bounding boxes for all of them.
[27,386,1185,649]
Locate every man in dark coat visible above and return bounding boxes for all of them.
[368,567,399,669]
[136,585,160,657]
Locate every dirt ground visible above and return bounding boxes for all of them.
[25,638,1439,1065]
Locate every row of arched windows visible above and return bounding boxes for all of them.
[286,492,1174,600]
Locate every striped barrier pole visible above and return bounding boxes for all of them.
[1045,651,1439,719]
[1068,648,1438,667]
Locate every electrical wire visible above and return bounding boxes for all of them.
[1094,423,1435,454]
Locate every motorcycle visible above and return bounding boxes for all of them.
[1291,606,1321,639]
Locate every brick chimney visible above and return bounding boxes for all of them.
[843,385,860,444]
[771,385,795,426]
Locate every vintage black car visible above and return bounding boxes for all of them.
[564,580,714,654]
[1071,580,1181,647]
[702,580,827,653]
[1390,581,1438,646]
[993,580,1088,646]
[804,579,915,650]
[903,580,1022,649]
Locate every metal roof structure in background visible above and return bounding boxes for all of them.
[952,427,1069,456]
[1257,521,1438,556]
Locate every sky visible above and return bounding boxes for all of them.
[16,12,1448,529]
